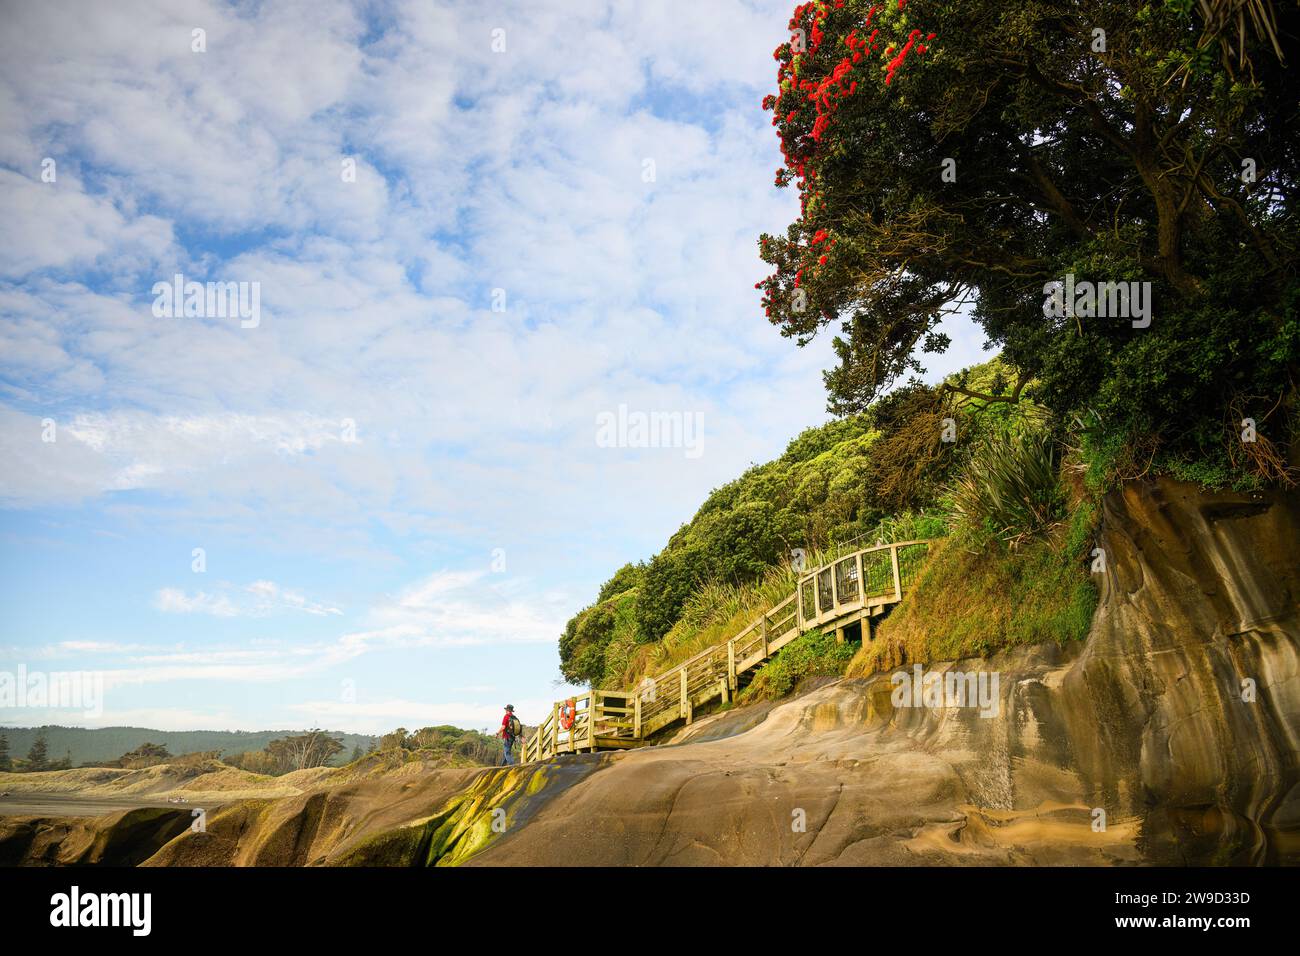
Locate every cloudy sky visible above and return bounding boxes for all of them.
[0,0,986,735]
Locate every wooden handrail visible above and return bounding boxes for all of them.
[522,538,940,761]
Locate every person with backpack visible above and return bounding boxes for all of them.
[500,704,523,765]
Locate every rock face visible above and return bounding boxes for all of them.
[1061,478,1300,864]
[467,478,1299,865]
[2,479,1295,866]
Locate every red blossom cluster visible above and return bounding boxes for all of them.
[757,0,936,322]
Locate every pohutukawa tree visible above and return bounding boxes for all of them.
[758,0,1298,485]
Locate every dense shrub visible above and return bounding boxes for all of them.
[947,427,1064,544]
[737,630,857,703]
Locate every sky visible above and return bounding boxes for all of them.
[0,0,988,736]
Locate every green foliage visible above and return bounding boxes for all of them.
[737,630,857,703]
[391,726,501,764]
[111,742,172,769]
[758,0,1298,488]
[223,749,280,775]
[260,730,344,773]
[225,726,485,777]
[560,356,1064,688]
[567,412,893,659]
[630,403,948,644]
[334,725,502,769]
[1063,286,1299,492]
[560,587,640,687]
[861,407,1097,675]
[947,427,1064,543]
[850,508,1099,678]
[620,555,824,687]
[596,563,644,602]
[25,733,48,771]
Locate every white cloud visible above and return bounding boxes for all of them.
[343,569,569,654]
[0,0,992,732]
[0,170,176,278]
[7,564,566,701]
[0,0,826,558]
[153,580,342,619]
[153,588,240,617]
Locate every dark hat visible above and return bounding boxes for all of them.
[505,704,514,711]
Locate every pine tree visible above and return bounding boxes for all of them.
[26,733,49,772]
[0,734,11,771]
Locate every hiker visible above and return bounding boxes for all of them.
[500,704,523,765]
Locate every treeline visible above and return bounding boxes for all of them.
[0,725,377,768]
[0,728,354,775]
[0,724,506,775]
[371,725,504,765]
[0,730,72,772]
[223,729,350,775]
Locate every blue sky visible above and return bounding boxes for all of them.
[0,0,987,735]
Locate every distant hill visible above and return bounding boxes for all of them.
[0,725,378,767]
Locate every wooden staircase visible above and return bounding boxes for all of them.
[520,539,937,762]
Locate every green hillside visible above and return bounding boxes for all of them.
[561,357,1105,694]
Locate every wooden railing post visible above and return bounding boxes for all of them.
[549,703,559,758]
[532,539,940,757]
